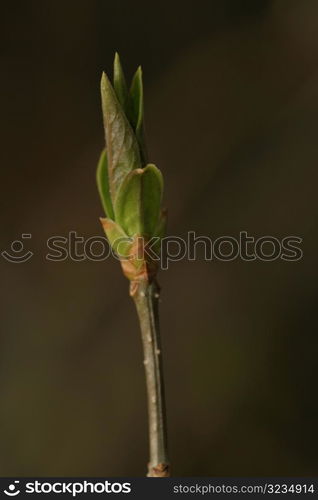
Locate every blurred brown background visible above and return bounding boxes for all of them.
[1,0,318,476]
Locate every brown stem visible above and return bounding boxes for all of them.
[131,279,170,477]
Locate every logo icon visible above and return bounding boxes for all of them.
[1,234,33,263]
[4,481,20,496]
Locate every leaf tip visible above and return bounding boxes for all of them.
[113,52,122,75]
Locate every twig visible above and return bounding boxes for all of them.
[97,53,169,476]
[132,279,169,477]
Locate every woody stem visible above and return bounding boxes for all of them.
[131,279,170,477]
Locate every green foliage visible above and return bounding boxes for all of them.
[129,67,147,163]
[114,169,144,238]
[113,52,129,111]
[101,72,141,201]
[114,164,163,238]
[96,149,114,220]
[97,54,166,271]
[140,164,163,238]
[100,217,132,258]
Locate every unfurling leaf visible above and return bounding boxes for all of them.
[97,54,166,281]
[100,218,132,258]
[114,168,144,237]
[114,164,163,239]
[96,149,114,220]
[141,164,163,238]
[129,67,147,163]
[113,52,129,112]
[101,72,141,201]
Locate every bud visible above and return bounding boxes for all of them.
[96,54,166,282]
